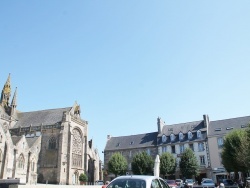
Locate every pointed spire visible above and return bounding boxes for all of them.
[11,87,17,108]
[1,73,11,107]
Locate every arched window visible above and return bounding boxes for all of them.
[48,137,56,149]
[18,154,25,169]
[72,129,83,167]
[162,135,167,143]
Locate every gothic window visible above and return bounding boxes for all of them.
[48,136,56,149]
[18,154,25,169]
[72,129,83,168]
[162,135,167,143]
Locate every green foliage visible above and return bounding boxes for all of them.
[179,148,199,178]
[108,152,128,177]
[222,129,249,173]
[131,151,154,175]
[79,173,88,182]
[160,152,176,176]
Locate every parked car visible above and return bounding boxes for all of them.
[184,179,194,188]
[102,181,111,188]
[175,179,183,187]
[165,179,177,188]
[246,177,250,188]
[201,179,215,187]
[218,179,238,187]
[106,175,170,188]
[96,180,104,185]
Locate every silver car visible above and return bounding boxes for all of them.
[201,179,215,187]
[107,175,170,188]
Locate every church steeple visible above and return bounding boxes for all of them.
[0,73,11,107]
[10,87,17,116]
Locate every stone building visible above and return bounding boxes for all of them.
[0,74,101,185]
[104,114,250,183]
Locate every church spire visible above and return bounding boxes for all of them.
[11,87,17,108]
[0,73,11,107]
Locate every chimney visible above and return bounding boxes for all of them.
[107,135,112,140]
[157,117,164,134]
[203,114,209,128]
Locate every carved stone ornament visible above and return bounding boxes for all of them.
[72,129,82,155]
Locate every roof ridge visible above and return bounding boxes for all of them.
[19,106,72,113]
[166,120,202,126]
[109,131,158,139]
[210,115,250,123]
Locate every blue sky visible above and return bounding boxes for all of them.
[1,0,250,161]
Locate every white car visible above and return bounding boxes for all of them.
[106,175,170,188]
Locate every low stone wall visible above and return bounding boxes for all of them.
[9,185,103,188]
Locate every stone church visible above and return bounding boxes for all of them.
[0,74,101,185]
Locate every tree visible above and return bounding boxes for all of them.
[160,152,176,177]
[79,173,88,184]
[222,129,249,175]
[131,151,154,175]
[179,148,199,178]
[108,152,128,177]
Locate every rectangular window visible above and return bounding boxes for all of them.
[147,149,151,155]
[162,146,167,153]
[200,156,205,165]
[171,145,175,153]
[198,143,204,152]
[129,151,132,158]
[217,137,224,148]
[189,144,194,151]
[180,144,184,153]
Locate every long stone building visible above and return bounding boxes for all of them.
[0,74,101,185]
[104,114,250,184]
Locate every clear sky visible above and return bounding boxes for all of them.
[1,0,250,162]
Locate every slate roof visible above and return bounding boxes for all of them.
[26,136,40,147]
[11,135,22,145]
[11,135,40,147]
[104,132,158,151]
[13,107,72,128]
[208,116,250,136]
[160,120,205,136]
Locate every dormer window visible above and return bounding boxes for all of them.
[130,141,134,145]
[116,143,120,147]
[162,135,167,143]
[197,130,201,139]
[179,132,183,141]
[188,131,193,140]
[170,133,175,142]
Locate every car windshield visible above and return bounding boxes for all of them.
[107,179,146,188]
[176,180,181,182]
[204,180,213,183]
[186,180,193,183]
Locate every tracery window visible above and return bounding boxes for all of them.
[18,154,25,169]
[72,129,83,167]
[48,136,56,149]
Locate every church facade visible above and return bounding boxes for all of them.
[0,74,101,185]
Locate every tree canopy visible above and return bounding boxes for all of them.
[131,151,154,175]
[222,128,249,173]
[179,148,199,178]
[108,152,128,177]
[160,152,176,176]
